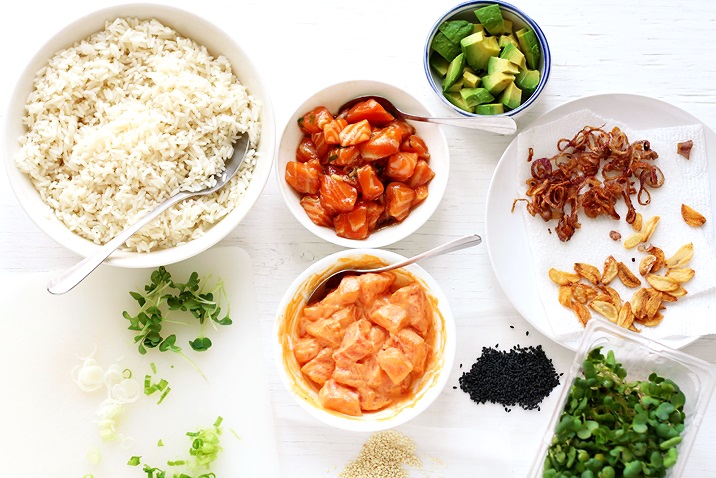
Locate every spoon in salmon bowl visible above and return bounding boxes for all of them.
[339,95,516,135]
[305,234,482,304]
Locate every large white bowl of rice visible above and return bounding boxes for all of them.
[4,3,275,267]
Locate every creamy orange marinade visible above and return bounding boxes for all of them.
[289,270,436,416]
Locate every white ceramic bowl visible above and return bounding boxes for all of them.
[424,0,551,119]
[274,248,456,432]
[3,4,275,268]
[276,80,450,248]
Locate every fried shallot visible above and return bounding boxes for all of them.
[516,125,663,241]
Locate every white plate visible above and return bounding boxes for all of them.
[0,246,280,477]
[485,94,716,351]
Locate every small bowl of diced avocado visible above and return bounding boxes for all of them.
[424,1,551,118]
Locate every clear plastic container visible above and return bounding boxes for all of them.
[529,318,716,478]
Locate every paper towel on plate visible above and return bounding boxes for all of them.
[515,109,716,344]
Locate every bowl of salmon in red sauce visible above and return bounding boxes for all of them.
[276,80,450,248]
[275,248,456,431]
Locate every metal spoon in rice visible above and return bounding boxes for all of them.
[305,234,482,305]
[46,134,251,295]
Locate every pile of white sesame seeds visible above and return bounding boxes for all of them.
[339,430,422,478]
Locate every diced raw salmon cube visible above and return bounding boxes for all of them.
[296,136,319,162]
[311,131,331,160]
[285,159,322,195]
[369,302,409,334]
[363,200,386,232]
[345,99,395,124]
[357,386,393,412]
[377,347,414,384]
[319,175,358,214]
[412,185,429,206]
[385,152,418,182]
[400,134,430,160]
[334,204,369,240]
[319,379,362,416]
[385,120,415,143]
[360,354,386,389]
[300,195,333,228]
[328,145,361,167]
[357,272,395,308]
[332,362,365,388]
[407,160,435,188]
[323,118,349,145]
[390,283,431,335]
[339,119,372,147]
[393,328,429,376]
[322,275,361,307]
[385,182,416,222]
[358,127,401,161]
[301,347,335,386]
[298,106,333,135]
[333,318,373,365]
[293,336,322,364]
[367,325,388,354]
[356,165,384,201]
[305,306,356,347]
[331,305,358,329]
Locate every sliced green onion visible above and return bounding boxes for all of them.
[127,456,141,466]
[157,386,171,404]
[86,447,101,465]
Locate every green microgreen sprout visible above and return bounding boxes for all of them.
[122,267,231,377]
[543,347,687,478]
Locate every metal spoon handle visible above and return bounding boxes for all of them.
[399,112,517,135]
[46,190,193,295]
[360,234,482,274]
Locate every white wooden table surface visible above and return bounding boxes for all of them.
[2,0,715,476]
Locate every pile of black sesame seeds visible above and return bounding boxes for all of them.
[458,339,560,412]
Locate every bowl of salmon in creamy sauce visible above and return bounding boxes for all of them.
[275,248,456,431]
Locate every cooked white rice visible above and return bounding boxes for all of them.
[16,17,261,253]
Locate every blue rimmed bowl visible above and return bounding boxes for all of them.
[424,0,551,119]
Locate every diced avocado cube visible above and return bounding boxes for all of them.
[459,87,495,108]
[498,34,518,49]
[442,52,465,92]
[516,69,541,96]
[446,78,464,93]
[438,20,474,44]
[498,81,522,110]
[501,19,513,35]
[431,31,461,62]
[487,56,519,75]
[429,53,450,77]
[482,72,515,96]
[475,103,505,115]
[474,4,504,36]
[462,69,481,88]
[515,27,541,70]
[444,91,474,113]
[460,32,500,71]
[472,23,485,35]
[499,42,526,70]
